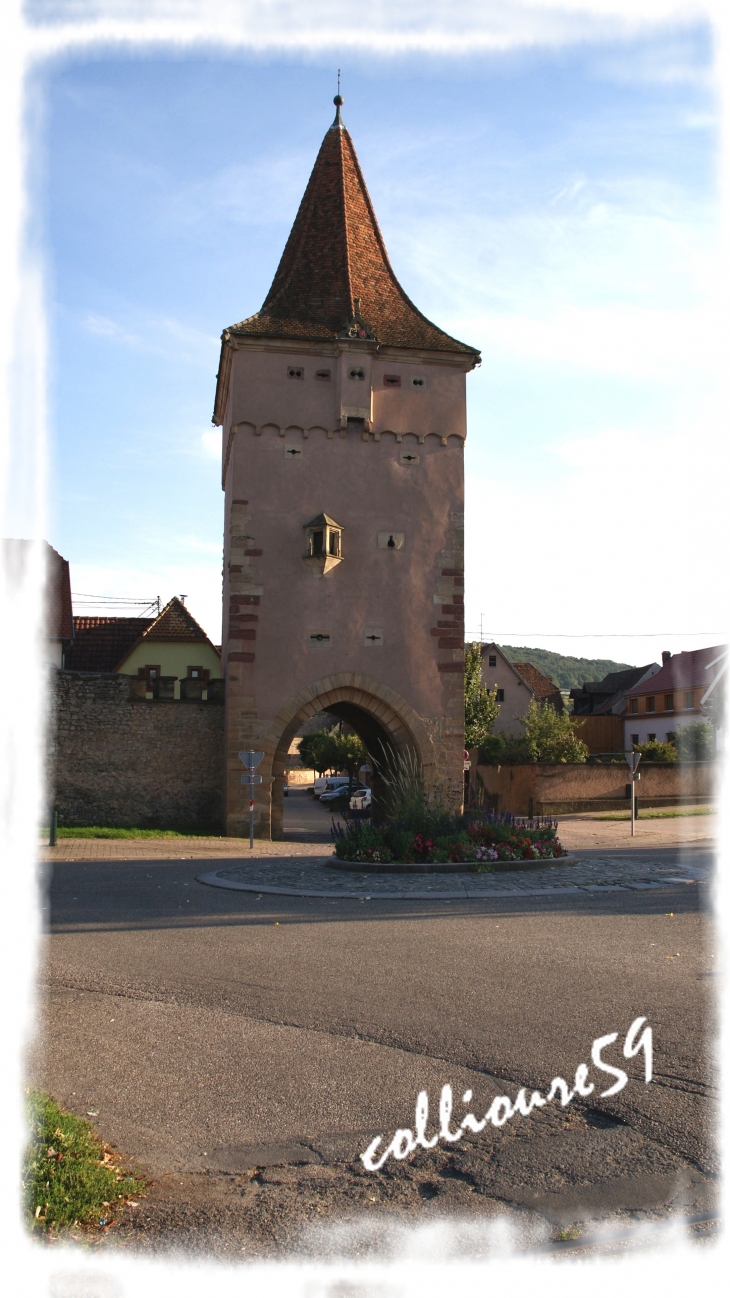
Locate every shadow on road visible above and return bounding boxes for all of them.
[42,856,710,936]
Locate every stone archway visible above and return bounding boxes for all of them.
[260,673,433,840]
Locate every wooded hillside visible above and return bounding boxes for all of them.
[495,646,635,690]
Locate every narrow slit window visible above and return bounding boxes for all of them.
[384,374,401,387]
[315,369,331,381]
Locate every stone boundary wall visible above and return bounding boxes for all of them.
[50,671,225,832]
[474,760,716,815]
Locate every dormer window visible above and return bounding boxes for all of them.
[288,366,304,380]
[303,513,344,575]
[348,367,365,380]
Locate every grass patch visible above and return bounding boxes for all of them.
[23,1088,145,1235]
[48,826,221,840]
[594,807,714,821]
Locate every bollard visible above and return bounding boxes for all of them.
[49,810,57,847]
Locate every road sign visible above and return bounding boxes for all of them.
[624,750,641,774]
[241,774,262,784]
[239,751,264,770]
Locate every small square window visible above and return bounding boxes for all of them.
[631,734,639,745]
[411,376,426,388]
[383,374,401,387]
[647,733,656,742]
[348,367,365,380]
[288,366,304,380]
[496,688,505,702]
[684,690,694,708]
[488,654,497,667]
[646,697,655,713]
[315,369,331,381]
[664,693,674,711]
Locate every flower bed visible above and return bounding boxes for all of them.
[331,813,569,869]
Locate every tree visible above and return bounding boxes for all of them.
[298,731,331,776]
[464,643,501,748]
[521,698,588,763]
[675,719,715,761]
[311,730,368,790]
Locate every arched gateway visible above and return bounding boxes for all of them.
[213,97,480,838]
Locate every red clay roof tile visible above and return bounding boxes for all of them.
[223,110,479,357]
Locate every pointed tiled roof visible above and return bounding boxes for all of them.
[222,104,479,358]
[130,597,210,645]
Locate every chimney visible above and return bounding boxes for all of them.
[662,651,672,665]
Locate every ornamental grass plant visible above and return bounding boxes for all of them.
[331,745,568,866]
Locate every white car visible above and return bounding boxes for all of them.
[349,787,372,811]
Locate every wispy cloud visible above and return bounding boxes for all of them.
[26,0,715,58]
[80,308,218,365]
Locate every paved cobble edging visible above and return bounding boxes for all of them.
[197,854,709,900]
[326,855,580,874]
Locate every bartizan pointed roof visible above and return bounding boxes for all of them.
[221,97,479,359]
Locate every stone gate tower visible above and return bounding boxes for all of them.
[213,97,480,838]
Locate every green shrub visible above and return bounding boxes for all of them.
[675,720,715,761]
[523,699,589,763]
[634,740,677,762]
[478,732,529,765]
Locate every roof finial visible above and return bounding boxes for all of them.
[332,70,344,128]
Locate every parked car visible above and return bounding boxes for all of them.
[349,787,372,811]
[319,780,360,804]
[313,776,349,799]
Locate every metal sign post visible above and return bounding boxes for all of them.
[239,750,264,849]
[625,750,642,836]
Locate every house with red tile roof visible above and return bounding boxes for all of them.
[66,597,222,699]
[478,643,563,737]
[623,645,727,749]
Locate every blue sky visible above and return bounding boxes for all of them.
[36,22,721,662]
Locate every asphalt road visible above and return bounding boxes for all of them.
[29,822,718,1258]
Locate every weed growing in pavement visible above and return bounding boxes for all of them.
[23,1089,145,1236]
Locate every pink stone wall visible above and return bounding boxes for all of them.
[220,341,473,836]
[475,761,716,815]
